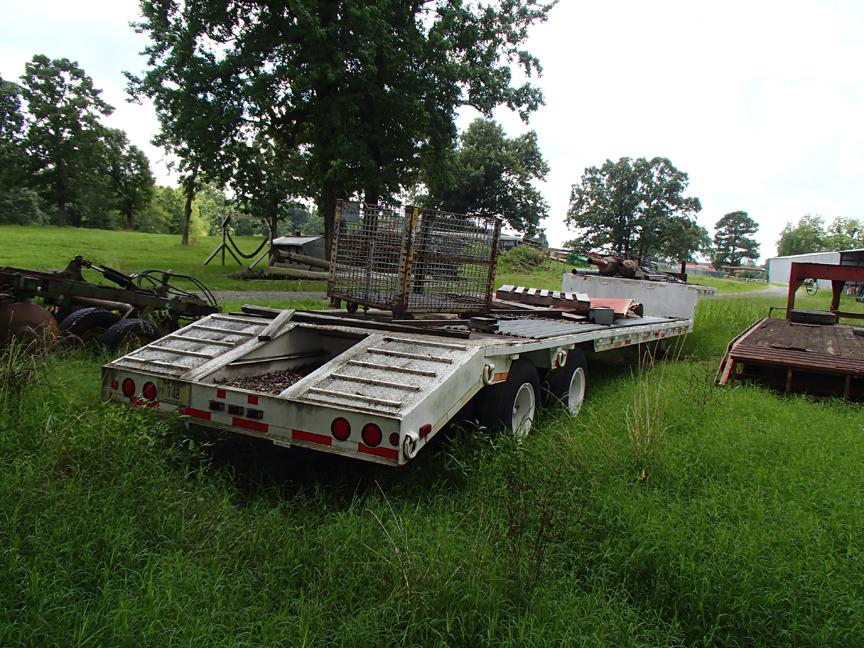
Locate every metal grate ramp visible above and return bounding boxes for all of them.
[287,334,483,416]
[109,314,269,377]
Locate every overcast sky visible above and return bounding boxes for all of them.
[2,0,862,259]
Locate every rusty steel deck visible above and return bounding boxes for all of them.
[716,317,864,399]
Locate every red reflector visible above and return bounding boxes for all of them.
[180,407,211,421]
[358,444,399,461]
[361,423,382,447]
[419,423,432,439]
[111,379,118,390]
[292,429,332,446]
[142,381,157,401]
[121,378,136,397]
[247,394,259,405]
[331,417,351,441]
[232,417,268,433]
[216,389,226,399]
[389,432,399,447]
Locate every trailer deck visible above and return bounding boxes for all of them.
[716,317,864,399]
[103,309,691,465]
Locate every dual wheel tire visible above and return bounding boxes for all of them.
[59,307,163,352]
[478,349,588,438]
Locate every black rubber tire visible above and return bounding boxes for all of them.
[99,318,164,352]
[543,348,588,411]
[478,359,540,435]
[346,302,359,314]
[789,309,838,325]
[58,307,121,344]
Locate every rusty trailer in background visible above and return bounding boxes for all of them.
[328,201,501,316]
[716,262,864,399]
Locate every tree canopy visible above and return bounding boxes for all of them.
[128,0,555,248]
[565,156,702,260]
[712,211,760,267]
[421,118,549,235]
[777,214,864,256]
[20,55,114,226]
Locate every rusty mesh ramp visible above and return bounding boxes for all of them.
[328,201,500,315]
[716,317,864,399]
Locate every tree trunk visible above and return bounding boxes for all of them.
[55,158,67,227]
[125,209,134,230]
[182,185,194,245]
[181,171,198,246]
[321,179,337,261]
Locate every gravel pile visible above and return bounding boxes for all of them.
[223,365,316,394]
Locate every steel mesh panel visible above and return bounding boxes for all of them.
[328,201,500,314]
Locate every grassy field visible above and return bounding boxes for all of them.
[0,225,326,293]
[2,289,863,646]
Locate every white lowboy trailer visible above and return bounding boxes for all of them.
[102,310,692,466]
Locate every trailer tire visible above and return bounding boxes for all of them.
[59,307,121,345]
[543,348,587,416]
[479,359,540,437]
[789,309,838,325]
[100,318,163,353]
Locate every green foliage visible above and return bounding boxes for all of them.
[129,0,555,246]
[566,157,702,260]
[0,187,48,225]
[778,214,864,256]
[422,119,549,234]
[0,76,28,194]
[497,244,552,272]
[20,55,114,226]
[777,214,827,256]
[712,210,760,267]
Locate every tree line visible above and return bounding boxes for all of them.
[776,215,864,257]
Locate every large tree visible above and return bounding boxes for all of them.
[0,76,28,193]
[566,156,701,259]
[101,128,155,229]
[20,55,113,226]
[712,211,760,267]
[422,118,548,234]
[128,0,555,250]
[776,214,826,256]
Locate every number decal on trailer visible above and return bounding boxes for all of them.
[158,379,190,405]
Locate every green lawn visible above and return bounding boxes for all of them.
[0,225,325,292]
[687,274,773,293]
[1,293,863,645]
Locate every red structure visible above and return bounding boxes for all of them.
[786,262,864,320]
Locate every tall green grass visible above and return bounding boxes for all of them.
[1,299,862,646]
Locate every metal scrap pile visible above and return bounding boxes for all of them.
[582,253,684,283]
[223,365,317,395]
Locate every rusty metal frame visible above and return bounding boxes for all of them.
[786,262,864,320]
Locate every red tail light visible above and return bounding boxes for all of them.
[362,423,382,447]
[388,432,399,447]
[142,382,157,401]
[111,379,119,390]
[121,378,136,397]
[331,417,351,441]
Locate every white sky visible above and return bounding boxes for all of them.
[2,0,863,259]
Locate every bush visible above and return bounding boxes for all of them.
[0,187,48,225]
[498,244,551,272]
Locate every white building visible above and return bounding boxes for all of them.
[767,249,864,288]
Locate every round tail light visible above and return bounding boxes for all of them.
[362,423,382,447]
[331,417,351,441]
[142,381,157,401]
[388,432,399,447]
[121,378,136,397]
